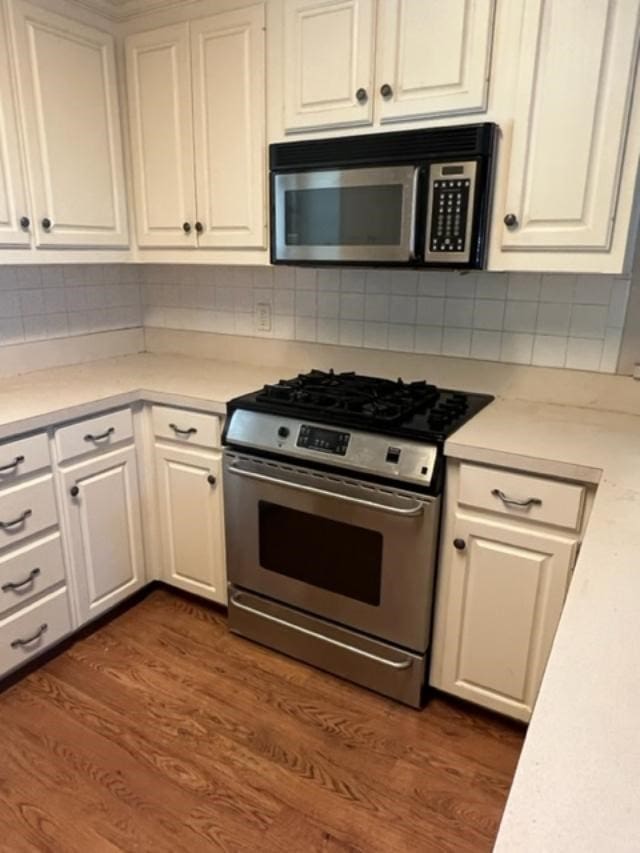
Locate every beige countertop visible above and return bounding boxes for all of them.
[2,351,639,851]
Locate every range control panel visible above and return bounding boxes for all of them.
[425,161,477,264]
[297,424,350,456]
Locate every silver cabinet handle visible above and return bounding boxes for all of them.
[2,567,40,592]
[84,427,115,443]
[227,464,424,517]
[491,488,542,508]
[0,509,32,529]
[169,423,197,436]
[0,455,24,473]
[231,593,413,671]
[11,623,47,648]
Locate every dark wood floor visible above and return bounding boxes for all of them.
[0,588,525,852]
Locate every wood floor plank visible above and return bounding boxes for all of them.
[0,588,525,852]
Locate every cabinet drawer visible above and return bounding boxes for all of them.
[55,408,134,462]
[0,586,71,677]
[0,475,58,549]
[151,405,220,448]
[0,532,66,617]
[458,464,585,530]
[0,432,50,484]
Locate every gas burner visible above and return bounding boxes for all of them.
[257,370,440,425]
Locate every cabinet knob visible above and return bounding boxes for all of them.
[453,538,466,551]
[355,87,368,104]
[182,222,192,233]
[503,213,518,228]
[195,221,204,233]
[41,217,52,231]
[19,216,30,230]
[380,83,393,99]
[70,485,79,498]
[207,474,216,486]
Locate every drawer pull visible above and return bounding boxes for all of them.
[2,567,40,592]
[0,509,33,530]
[10,622,47,648]
[169,423,198,437]
[0,455,25,474]
[84,427,115,443]
[491,488,542,508]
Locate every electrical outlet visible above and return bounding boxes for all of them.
[255,302,272,332]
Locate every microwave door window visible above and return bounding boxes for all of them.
[285,185,403,248]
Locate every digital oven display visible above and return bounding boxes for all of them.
[297,425,350,456]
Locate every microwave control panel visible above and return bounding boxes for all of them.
[425,161,477,264]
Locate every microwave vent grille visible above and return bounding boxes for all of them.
[270,123,495,170]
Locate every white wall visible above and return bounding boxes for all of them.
[141,265,631,375]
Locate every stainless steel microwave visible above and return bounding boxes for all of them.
[269,123,498,269]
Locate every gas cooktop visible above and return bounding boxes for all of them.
[230,369,493,442]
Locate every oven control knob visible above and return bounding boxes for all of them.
[453,538,466,551]
[277,426,290,438]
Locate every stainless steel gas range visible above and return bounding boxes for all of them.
[222,370,492,707]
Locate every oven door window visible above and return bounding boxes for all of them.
[273,165,417,263]
[258,501,382,606]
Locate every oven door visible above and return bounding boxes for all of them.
[223,451,440,652]
[272,165,418,263]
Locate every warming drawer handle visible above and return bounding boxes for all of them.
[227,464,425,517]
[491,488,542,508]
[231,593,413,671]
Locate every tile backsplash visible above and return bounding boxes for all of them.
[141,265,630,374]
[0,263,629,374]
[0,264,141,345]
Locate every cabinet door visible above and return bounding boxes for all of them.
[283,0,375,132]
[125,23,197,249]
[9,0,128,248]
[0,2,29,246]
[499,0,640,253]
[376,0,494,123]
[155,444,226,604]
[191,4,266,249]
[432,512,576,721]
[61,446,145,625]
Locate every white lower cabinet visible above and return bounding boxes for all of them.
[430,461,587,722]
[154,442,226,604]
[60,445,146,625]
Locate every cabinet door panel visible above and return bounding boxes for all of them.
[501,0,640,252]
[126,23,196,249]
[284,0,375,131]
[10,1,128,248]
[434,512,576,721]
[0,3,29,247]
[191,4,266,248]
[62,446,145,624]
[376,0,494,123]
[155,444,226,604]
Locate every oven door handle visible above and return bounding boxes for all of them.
[231,592,413,671]
[227,464,425,517]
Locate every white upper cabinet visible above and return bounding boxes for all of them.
[280,0,493,133]
[125,4,266,251]
[9,0,128,248]
[0,2,29,247]
[126,23,196,249]
[191,5,266,248]
[283,0,375,132]
[375,0,495,123]
[498,0,640,256]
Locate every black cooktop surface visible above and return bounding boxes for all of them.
[228,369,494,442]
